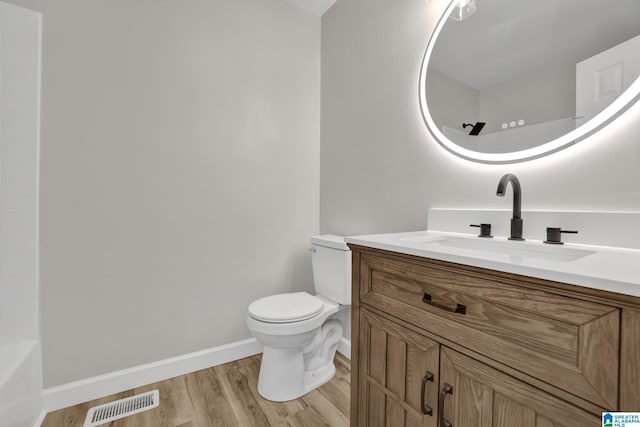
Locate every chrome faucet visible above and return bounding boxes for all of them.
[496,173,524,241]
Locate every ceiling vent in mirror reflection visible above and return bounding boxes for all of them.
[419,0,640,164]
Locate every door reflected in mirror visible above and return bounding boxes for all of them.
[419,0,640,163]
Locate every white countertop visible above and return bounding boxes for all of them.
[345,231,640,298]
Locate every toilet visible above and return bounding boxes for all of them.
[246,235,351,402]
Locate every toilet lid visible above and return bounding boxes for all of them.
[248,292,324,323]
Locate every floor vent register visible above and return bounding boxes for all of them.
[83,389,159,426]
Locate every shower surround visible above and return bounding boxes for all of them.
[0,2,43,426]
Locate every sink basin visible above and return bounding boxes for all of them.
[401,235,595,262]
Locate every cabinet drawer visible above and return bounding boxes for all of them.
[358,251,620,409]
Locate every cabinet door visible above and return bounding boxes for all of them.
[359,309,440,427]
[438,347,600,427]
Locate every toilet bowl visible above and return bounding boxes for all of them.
[246,235,351,402]
[247,293,345,402]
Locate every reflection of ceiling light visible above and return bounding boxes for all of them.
[449,0,477,21]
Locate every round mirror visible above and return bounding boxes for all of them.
[419,0,640,164]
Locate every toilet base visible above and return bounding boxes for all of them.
[256,319,343,402]
[257,346,306,402]
[303,361,336,395]
[257,347,338,402]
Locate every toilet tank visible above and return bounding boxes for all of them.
[311,235,351,305]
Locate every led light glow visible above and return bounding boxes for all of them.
[419,0,640,164]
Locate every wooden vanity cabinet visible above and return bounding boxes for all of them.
[358,309,599,427]
[350,245,640,426]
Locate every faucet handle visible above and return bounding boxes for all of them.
[544,227,578,245]
[470,224,493,238]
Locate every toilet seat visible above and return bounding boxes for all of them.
[248,292,324,323]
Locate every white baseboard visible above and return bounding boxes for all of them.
[337,337,351,360]
[43,338,263,413]
[43,336,352,415]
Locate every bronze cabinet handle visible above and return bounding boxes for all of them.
[439,383,453,427]
[421,371,434,416]
[423,294,466,315]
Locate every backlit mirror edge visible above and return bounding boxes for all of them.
[419,0,640,165]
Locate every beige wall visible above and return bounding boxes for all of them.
[321,0,640,342]
[427,62,576,136]
[478,61,576,133]
[425,68,479,134]
[9,0,639,388]
[7,0,320,387]
[321,0,640,240]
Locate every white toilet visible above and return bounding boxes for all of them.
[246,235,351,402]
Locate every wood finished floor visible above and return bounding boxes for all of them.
[41,354,350,427]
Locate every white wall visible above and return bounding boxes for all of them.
[6,0,320,388]
[321,0,640,241]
